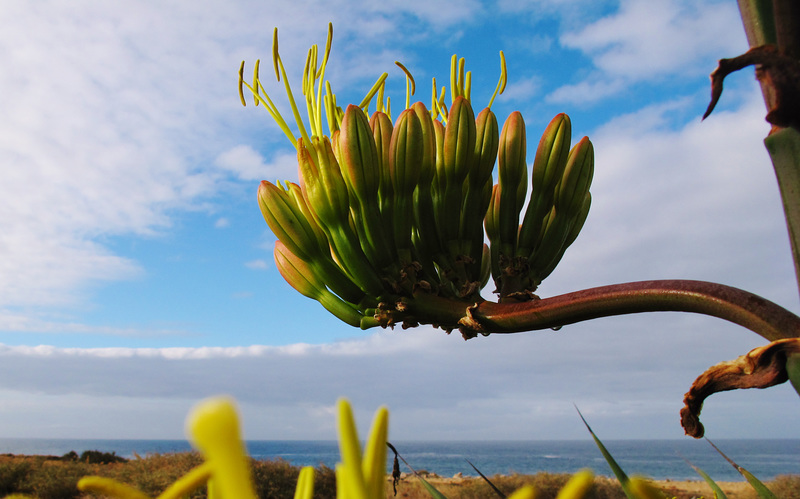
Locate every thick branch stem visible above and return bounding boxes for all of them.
[409,280,800,341]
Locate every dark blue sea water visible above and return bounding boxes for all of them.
[0,438,796,482]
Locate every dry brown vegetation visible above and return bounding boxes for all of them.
[0,452,797,499]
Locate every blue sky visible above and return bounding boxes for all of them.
[1,0,799,442]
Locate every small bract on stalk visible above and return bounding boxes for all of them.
[241,24,594,337]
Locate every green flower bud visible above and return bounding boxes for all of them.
[390,108,423,258]
[338,104,380,204]
[518,113,571,257]
[370,111,394,217]
[556,136,594,216]
[497,111,527,259]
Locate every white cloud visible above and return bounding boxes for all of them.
[501,75,542,102]
[215,145,298,182]
[551,0,745,103]
[245,259,269,270]
[0,322,797,439]
[547,76,625,104]
[214,218,230,229]
[0,312,188,337]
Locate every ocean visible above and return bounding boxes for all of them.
[0,438,797,482]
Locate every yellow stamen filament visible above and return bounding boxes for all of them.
[431,77,437,118]
[458,57,466,99]
[245,79,295,144]
[377,79,385,114]
[450,54,458,100]
[357,72,388,112]
[323,81,341,133]
[314,23,334,137]
[437,86,448,123]
[252,59,260,106]
[272,27,280,81]
[273,36,312,149]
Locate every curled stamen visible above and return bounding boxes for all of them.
[394,61,415,110]
[487,51,507,109]
[238,61,246,107]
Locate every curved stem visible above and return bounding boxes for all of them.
[408,280,800,341]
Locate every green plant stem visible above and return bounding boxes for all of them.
[408,280,800,341]
[738,0,800,300]
[766,127,800,294]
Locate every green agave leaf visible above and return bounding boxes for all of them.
[787,352,800,397]
[415,475,450,499]
[706,439,777,499]
[575,406,636,499]
[387,442,449,499]
[682,457,728,499]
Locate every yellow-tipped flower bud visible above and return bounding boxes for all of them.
[258,180,326,261]
[274,241,368,327]
[297,137,350,229]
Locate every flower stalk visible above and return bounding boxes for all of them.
[243,23,800,436]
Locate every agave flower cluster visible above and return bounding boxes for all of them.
[244,25,594,336]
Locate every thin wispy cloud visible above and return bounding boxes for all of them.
[550,0,745,104]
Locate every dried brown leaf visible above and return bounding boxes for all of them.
[680,338,800,438]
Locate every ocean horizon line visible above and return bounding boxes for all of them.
[0,437,797,481]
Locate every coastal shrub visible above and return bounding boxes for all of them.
[768,474,800,499]
[250,458,336,499]
[0,458,32,496]
[25,461,86,499]
[110,452,205,497]
[78,450,127,465]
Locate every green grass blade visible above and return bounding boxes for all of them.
[387,442,449,499]
[682,457,728,499]
[575,406,636,499]
[706,439,778,499]
[465,459,506,498]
